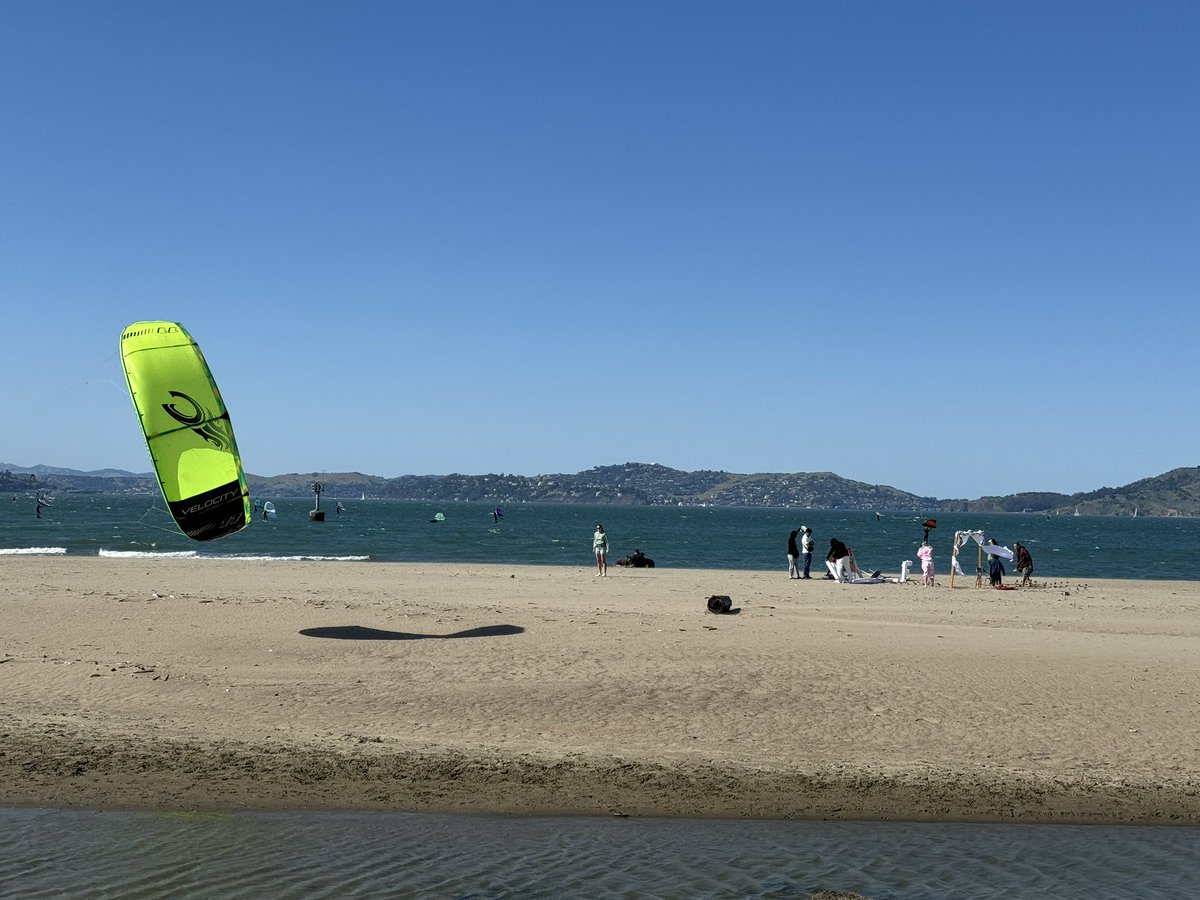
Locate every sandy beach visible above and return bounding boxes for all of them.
[1,556,1198,824]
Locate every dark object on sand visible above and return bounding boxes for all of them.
[707,595,732,613]
[615,549,655,568]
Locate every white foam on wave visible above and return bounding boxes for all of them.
[99,549,199,559]
[0,547,67,555]
[96,549,368,562]
[205,554,371,562]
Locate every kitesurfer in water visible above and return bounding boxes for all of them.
[593,524,609,577]
[336,501,345,516]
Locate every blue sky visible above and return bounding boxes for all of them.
[2,1,1196,499]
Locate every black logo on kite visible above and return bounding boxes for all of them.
[162,391,232,450]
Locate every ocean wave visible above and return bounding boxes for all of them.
[202,554,371,562]
[99,549,199,559]
[0,547,67,555]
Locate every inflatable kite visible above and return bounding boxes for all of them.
[120,321,251,541]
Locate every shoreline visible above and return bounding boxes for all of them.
[2,558,1198,823]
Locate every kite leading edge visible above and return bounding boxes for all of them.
[120,321,251,541]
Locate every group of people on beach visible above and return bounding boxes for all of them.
[594,520,1035,588]
[982,540,1034,588]
[785,527,1034,588]
[790,528,865,583]
[593,525,659,574]
[787,527,815,578]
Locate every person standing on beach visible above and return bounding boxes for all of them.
[787,530,802,579]
[1014,543,1034,587]
[801,527,814,578]
[592,524,609,577]
[917,541,935,586]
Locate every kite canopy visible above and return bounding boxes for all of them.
[120,321,251,541]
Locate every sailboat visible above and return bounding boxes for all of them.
[1074,506,1080,516]
[360,491,366,501]
[1133,506,1138,517]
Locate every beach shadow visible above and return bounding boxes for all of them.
[299,624,525,641]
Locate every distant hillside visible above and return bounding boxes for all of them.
[3,461,1198,515]
[1069,466,1200,517]
[939,466,1200,517]
[0,463,151,480]
[250,471,392,499]
[246,463,937,510]
[0,463,155,496]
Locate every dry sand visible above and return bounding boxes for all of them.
[1,556,1198,823]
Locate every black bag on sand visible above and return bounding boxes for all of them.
[707,595,732,613]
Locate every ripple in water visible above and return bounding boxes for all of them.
[2,809,1198,898]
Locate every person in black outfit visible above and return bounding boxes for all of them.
[787,530,802,579]
[1014,543,1034,586]
[826,537,850,582]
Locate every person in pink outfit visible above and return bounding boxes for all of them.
[917,541,935,586]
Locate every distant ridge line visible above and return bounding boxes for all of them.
[3,462,1198,516]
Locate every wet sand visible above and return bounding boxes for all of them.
[2,557,1198,823]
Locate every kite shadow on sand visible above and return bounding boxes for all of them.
[299,624,525,641]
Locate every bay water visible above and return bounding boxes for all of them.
[3,494,1198,897]
[2,809,1198,898]
[3,493,1197,581]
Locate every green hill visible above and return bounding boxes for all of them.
[4,462,1198,515]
